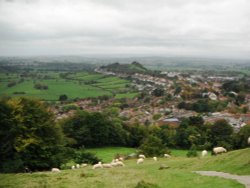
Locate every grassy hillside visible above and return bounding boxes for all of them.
[0,72,137,100]
[0,148,249,188]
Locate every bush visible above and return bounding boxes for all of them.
[186,144,198,157]
[134,180,159,188]
[139,135,168,157]
[74,150,101,165]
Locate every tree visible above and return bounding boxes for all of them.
[152,88,164,97]
[0,98,66,172]
[232,125,250,149]
[139,135,168,157]
[210,119,233,149]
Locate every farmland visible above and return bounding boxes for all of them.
[0,71,137,101]
[0,147,249,188]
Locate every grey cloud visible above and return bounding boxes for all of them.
[0,0,249,58]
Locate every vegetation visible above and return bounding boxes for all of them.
[0,148,249,188]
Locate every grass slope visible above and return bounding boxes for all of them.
[0,148,249,188]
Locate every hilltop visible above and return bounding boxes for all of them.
[100,61,148,75]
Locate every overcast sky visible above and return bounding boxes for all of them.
[0,0,249,58]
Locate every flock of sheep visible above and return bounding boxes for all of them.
[51,138,250,173]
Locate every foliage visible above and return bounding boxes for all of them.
[0,97,66,172]
[59,94,68,101]
[74,150,101,165]
[186,144,198,157]
[139,135,168,157]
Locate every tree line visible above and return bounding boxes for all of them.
[0,97,249,173]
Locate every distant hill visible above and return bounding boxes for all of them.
[100,61,148,74]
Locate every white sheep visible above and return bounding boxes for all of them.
[51,168,61,173]
[76,164,80,169]
[139,154,146,159]
[201,150,208,157]
[111,161,125,167]
[92,162,103,169]
[81,163,88,168]
[103,163,113,168]
[137,158,144,164]
[153,157,157,161]
[164,154,171,158]
[71,165,75,170]
[213,147,227,155]
[248,137,250,145]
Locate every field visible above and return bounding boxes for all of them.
[0,71,138,100]
[0,147,249,188]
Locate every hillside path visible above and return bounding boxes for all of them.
[194,171,250,188]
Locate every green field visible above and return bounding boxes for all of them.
[0,72,138,100]
[0,148,249,188]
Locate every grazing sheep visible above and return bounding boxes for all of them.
[81,163,88,168]
[92,162,103,169]
[137,158,144,164]
[164,154,171,158]
[115,159,119,162]
[201,150,208,157]
[248,137,250,145]
[213,147,227,155]
[103,163,113,168]
[139,154,146,159]
[159,164,170,170]
[76,164,80,169]
[71,165,75,170]
[111,161,125,167]
[51,168,61,173]
[153,157,157,161]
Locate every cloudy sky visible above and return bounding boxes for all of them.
[0,0,249,58]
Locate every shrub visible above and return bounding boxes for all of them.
[186,144,198,157]
[74,150,101,165]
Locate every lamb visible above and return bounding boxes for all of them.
[138,154,146,159]
[76,164,80,169]
[111,161,125,167]
[153,157,157,161]
[92,162,103,169]
[71,165,75,170]
[51,168,61,173]
[137,158,144,164]
[248,137,250,145]
[201,150,208,157]
[213,147,227,155]
[164,154,171,158]
[102,163,113,168]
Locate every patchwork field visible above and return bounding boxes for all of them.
[0,148,249,188]
[0,72,138,100]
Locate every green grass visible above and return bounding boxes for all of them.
[0,71,137,100]
[87,147,137,162]
[0,148,249,188]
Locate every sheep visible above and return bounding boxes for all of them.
[139,154,146,159]
[153,157,157,161]
[51,168,61,173]
[111,161,125,167]
[71,165,75,170]
[137,158,144,164]
[76,164,80,169]
[164,154,171,158]
[201,150,208,157]
[213,147,227,155]
[102,163,113,168]
[248,137,250,145]
[80,163,88,168]
[92,162,103,169]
